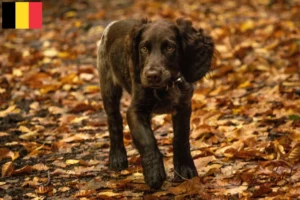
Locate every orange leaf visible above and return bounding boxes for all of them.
[1,162,14,177]
[13,165,32,175]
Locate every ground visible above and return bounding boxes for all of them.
[0,0,299,199]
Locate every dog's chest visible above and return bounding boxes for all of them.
[152,87,181,114]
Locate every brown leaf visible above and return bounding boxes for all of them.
[70,102,96,113]
[13,165,32,175]
[32,163,49,171]
[60,133,91,143]
[97,191,120,197]
[194,155,216,170]
[22,180,40,188]
[190,124,215,139]
[23,72,50,89]
[51,168,75,176]
[0,148,19,161]
[224,185,248,195]
[74,190,94,197]
[288,143,300,163]
[35,186,53,195]
[1,162,14,177]
[252,185,272,197]
[215,141,244,157]
[167,177,204,195]
[0,132,9,137]
[289,186,300,198]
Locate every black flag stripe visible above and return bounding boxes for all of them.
[2,2,16,29]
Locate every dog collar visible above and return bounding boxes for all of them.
[153,75,183,100]
[166,76,183,91]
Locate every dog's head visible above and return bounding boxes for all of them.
[128,18,214,88]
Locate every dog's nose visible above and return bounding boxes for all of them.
[146,70,161,83]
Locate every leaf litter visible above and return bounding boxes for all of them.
[0,0,299,199]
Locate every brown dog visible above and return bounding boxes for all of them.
[97,18,214,189]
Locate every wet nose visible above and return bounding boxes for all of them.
[146,70,161,83]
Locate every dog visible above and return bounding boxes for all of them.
[97,18,214,190]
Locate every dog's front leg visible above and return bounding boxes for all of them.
[127,106,166,190]
[172,105,198,181]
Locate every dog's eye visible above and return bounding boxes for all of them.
[140,47,148,53]
[166,46,175,52]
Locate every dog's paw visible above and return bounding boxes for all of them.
[142,152,166,190]
[109,147,128,171]
[174,162,198,181]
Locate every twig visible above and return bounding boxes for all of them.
[43,171,51,186]
[174,169,189,181]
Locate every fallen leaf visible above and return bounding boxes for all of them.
[1,162,14,177]
[35,186,53,195]
[224,185,248,195]
[288,143,300,163]
[13,165,32,175]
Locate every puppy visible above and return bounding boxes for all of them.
[97,18,214,189]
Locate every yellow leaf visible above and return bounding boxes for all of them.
[43,48,58,57]
[66,159,80,165]
[40,84,61,94]
[240,20,254,32]
[19,131,38,140]
[232,107,242,115]
[11,152,19,161]
[60,73,77,84]
[84,85,100,94]
[75,20,82,27]
[0,105,17,117]
[19,126,31,133]
[273,140,285,160]
[238,81,251,88]
[13,68,23,77]
[256,65,269,71]
[58,51,70,58]
[65,11,77,18]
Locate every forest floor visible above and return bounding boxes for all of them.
[0,0,299,199]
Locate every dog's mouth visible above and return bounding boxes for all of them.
[140,74,170,89]
[142,76,183,89]
[142,82,168,89]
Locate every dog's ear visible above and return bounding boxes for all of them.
[176,18,214,83]
[127,19,149,80]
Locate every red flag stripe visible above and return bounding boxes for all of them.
[29,2,42,29]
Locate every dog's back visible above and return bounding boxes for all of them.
[97,19,139,93]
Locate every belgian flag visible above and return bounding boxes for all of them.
[2,2,42,29]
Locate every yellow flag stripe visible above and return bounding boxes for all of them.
[16,2,29,29]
